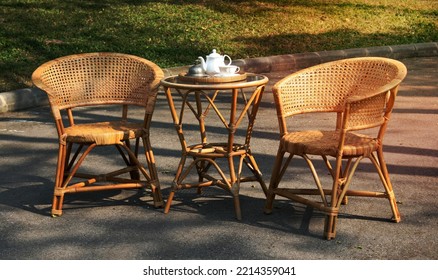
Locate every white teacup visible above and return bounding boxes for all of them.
[219,65,240,75]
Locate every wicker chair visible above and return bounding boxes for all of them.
[264,57,407,239]
[32,53,164,216]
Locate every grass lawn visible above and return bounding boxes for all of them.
[0,0,437,92]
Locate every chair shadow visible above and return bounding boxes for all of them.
[160,185,392,240]
[0,177,162,217]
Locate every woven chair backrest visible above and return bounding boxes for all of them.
[32,53,164,111]
[273,57,406,118]
[344,89,392,131]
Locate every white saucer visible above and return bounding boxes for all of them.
[214,73,240,77]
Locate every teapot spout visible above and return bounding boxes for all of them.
[197,56,207,72]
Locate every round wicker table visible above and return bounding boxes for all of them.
[161,73,269,220]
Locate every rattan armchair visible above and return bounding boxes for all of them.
[264,57,407,239]
[32,53,164,216]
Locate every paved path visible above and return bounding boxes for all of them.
[0,56,437,260]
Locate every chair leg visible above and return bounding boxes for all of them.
[123,137,164,207]
[51,143,67,217]
[145,143,164,208]
[264,148,286,214]
[374,150,401,222]
[128,139,141,180]
[150,182,164,208]
[323,156,344,239]
[116,140,141,180]
[323,156,350,205]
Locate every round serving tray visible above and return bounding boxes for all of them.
[177,72,247,84]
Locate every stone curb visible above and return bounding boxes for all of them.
[1,42,437,113]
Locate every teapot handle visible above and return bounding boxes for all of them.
[224,55,232,65]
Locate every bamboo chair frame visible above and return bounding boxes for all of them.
[32,52,164,216]
[264,57,407,239]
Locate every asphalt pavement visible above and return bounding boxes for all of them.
[0,45,437,260]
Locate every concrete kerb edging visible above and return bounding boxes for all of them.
[1,42,437,113]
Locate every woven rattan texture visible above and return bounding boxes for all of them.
[347,91,387,130]
[63,121,144,145]
[275,58,402,117]
[35,53,161,110]
[281,130,378,157]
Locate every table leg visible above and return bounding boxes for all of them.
[162,83,267,219]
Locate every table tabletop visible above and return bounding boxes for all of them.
[160,73,269,90]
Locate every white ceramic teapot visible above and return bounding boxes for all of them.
[198,49,232,75]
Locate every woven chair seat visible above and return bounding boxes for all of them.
[63,121,144,145]
[281,130,378,157]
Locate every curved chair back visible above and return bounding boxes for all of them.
[32,52,163,112]
[273,57,407,121]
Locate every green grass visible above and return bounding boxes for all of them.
[1,0,437,92]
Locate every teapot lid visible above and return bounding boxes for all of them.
[207,49,221,58]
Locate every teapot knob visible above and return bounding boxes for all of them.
[208,49,221,57]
